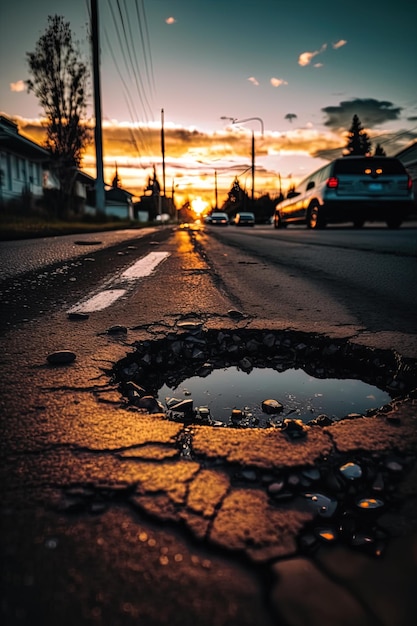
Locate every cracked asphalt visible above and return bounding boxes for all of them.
[1,226,417,626]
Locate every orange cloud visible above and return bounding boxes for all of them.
[10,80,26,92]
[270,77,288,87]
[298,51,317,66]
[10,115,346,206]
[298,44,327,66]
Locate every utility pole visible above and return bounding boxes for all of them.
[91,0,105,213]
[251,131,255,204]
[215,170,218,209]
[220,116,264,207]
[161,108,166,197]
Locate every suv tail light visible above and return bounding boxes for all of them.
[326,176,339,189]
[407,175,413,191]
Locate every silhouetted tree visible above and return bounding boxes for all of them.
[374,143,386,156]
[112,164,121,188]
[146,165,161,196]
[178,200,193,223]
[228,178,242,203]
[26,15,91,215]
[221,178,250,215]
[254,194,277,223]
[285,113,297,123]
[344,114,372,156]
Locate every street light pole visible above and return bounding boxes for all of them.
[251,131,255,204]
[220,116,264,135]
[161,108,166,197]
[220,116,264,206]
[215,170,218,209]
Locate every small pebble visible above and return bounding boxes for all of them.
[67,312,89,321]
[47,350,76,365]
[107,325,128,334]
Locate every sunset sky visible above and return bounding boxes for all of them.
[1,0,417,210]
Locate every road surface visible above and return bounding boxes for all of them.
[2,222,416,355]
[1,223,417,626]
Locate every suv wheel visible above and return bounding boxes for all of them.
[307,205,325,229]
[274,212,286,229]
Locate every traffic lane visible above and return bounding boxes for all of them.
[0,227,174,334]
[203,225,417,312]
[197,227,417,357]
[217,221,417,257]
[230,227,417,314]
[63,226,232,322]
[0,227,158,280]
[195,229,360,331]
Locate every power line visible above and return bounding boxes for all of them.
[103,0,160,164]
[103,28,149,160]
[372,126,417,151]
[116,0,154,120]
[135,0,156,99]
[106,0,134,83]
[105,0,151,123]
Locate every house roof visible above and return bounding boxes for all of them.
[75,170,96,185]
[105,186,134,202]
[394,140,417,164]
[0,115,49,161]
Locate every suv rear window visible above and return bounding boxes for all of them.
[333,158,406,175]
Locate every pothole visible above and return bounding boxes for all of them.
[108,325,417,559]
[113,326,416,429]
[158,366,391,427]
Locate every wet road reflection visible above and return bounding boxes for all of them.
[159,366,391,426]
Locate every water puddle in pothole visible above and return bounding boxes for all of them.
[158,366,391,426]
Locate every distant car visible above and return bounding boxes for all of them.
[209,212,229,226]
[273,156,414,229]
[234,212,255,226]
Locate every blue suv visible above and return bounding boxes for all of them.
[274,156,414,229]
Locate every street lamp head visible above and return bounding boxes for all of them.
[220,116,264,136]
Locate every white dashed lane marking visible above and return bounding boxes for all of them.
[69,289,127,313]
[68,251,170,313]
[121,251,170,279]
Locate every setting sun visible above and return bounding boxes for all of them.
[191,196,208,216]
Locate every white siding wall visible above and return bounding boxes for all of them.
[0,150,44,203]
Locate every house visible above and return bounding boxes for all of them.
[395,140,417,210]
[0,115,51,209]
[105,185,134,220]
[1,114,137,220]
[71,170,96,216]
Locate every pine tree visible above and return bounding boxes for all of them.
[345,115,372,156]
[112,164,121,188]
[374,143,386,156]
[228,178,242,203]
